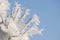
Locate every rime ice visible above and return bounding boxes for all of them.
[0,0,43,40]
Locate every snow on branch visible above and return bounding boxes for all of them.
[21,8,30,20]
[0,0,44,40]
[11,2,21,21]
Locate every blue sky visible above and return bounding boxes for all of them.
[9,0,60,40]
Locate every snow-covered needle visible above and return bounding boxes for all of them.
[32,14,40,25]
[21,8,30,20]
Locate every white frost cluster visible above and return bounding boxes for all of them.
[0,0,10,20]
[0,0,44,40]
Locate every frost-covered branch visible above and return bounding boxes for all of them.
[20,8,30,21]
[0,0,44,40]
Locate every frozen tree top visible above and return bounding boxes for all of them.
[0,0,44,40]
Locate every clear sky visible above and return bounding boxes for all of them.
[9,0,60,40]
